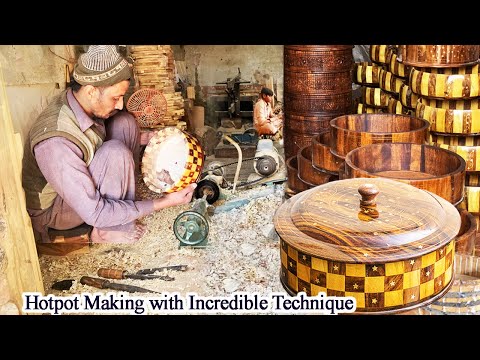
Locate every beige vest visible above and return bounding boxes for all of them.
[22,90,104,210]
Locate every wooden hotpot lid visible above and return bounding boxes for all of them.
[274,177,461,263]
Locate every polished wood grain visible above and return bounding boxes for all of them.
[387,98,414,115]
[416,97,480,135]
[418,253,480,315]
[465,171,480,186]
[410,65,480,100]
[455,209,477,255]
[399,83,419,109]
[344,142,466,205]
[353,62,382,86]
[430,133,480,171]
[362,86,391,108]
[330,113,429,157]
[386,48,411,78]
[311,132,345,174]
[370,45,391,64]
[284,113,335,134]
[297,145,339,186]
[283,131,314,160]
[379,68,405,94]
[398,45,480,68]
[286,155,313,195]
[274,177,461,263]
[355,102,384,114]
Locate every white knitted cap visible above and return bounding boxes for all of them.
[73,45,132,87]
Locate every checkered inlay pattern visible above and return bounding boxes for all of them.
[280,239,454,312]
[142,127,204,194]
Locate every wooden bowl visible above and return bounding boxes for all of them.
[330,113,430,157]
[418,253,480,315]
[362,86,391,108]
[430,133,480,171]
[398,45,480,68]
[379,68,405,94]
[386,48,411,78]
[353,62,382,86]
[455,209,477,256]
[460,186,480,213]
[399,83,419,109]
[311,132,345,174]
[275,177,461,314]
[286,155,313,195]
[410,64,480,100]
[416,97,480,135]
[142,127,204,194]
[297,145,338,186]
[344,142,466,205]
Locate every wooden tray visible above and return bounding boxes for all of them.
[343,142,466,205]
[330,113,430,157]
[275,177,461,313]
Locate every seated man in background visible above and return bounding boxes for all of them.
[22,45,196,244]
[253,87,283,139]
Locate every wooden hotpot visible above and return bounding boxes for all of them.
[274,177,461,314]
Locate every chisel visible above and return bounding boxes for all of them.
[97,268,174,281]
[80,276,160,294]
[136,264,188,275]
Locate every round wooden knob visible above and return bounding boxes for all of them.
[358,183,379,206]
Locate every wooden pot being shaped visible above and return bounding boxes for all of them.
[274,177,461,314]
[142,127,204,194]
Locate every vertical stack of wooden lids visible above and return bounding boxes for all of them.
[283,45,353,198]
[129,45,185,127]
[398,45,480,257]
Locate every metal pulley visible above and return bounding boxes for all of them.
[255,155,277,176]
[173,196,210,247]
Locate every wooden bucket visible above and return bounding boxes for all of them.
[330,113,430,157]
[344,142,466,205]
[418,253,480,314]
[284,45,354,160]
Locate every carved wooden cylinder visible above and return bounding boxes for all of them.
[284,45,353,159]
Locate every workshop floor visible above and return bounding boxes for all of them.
[38,153,287,315]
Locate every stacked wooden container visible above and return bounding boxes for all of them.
[398,45,480,257]
[129,45,185,127]
[283,45,353,198]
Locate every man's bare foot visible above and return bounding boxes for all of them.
[91,222,147,244]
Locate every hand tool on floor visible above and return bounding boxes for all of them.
[51,279,75,291]
[135,264,188,275]
[97,268,175,281]
[80,276,160,294]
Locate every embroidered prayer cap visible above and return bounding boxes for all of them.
[73,45,132,87]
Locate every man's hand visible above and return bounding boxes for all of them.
[152,183,197,211]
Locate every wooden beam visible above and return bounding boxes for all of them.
[0,61,44,314]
